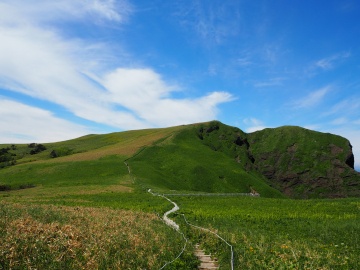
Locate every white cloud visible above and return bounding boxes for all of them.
[254,77,286,88]
[304,52,351,77]
[243,118,268,133]
[354,119,360,125]
[315,52,350,70]
[246,126,267,133]
[303,124,322,131]
[0,22,147,130]
[103,68,234,126]
[324,97,360,117]
[0,0,131,25]
[0,98,91,143]
[235,50,254,68]
[0,1,234,140]
[293,86,331,109]
[331,117,348,125]
[173,0,241,46]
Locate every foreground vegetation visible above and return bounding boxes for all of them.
[2,187,359,269]
[1,121,359,269]
[0,202,198,269]
[173,196,360,269]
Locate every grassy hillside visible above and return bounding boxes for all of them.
[1,120,359,198]
[248,126,360,198]
[0,126,182,192]
[129,124,282,197]
[1,121,360,269]
[198,121,360,198]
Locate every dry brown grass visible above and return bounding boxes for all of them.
[0,203,184,269]
[41,127,183,163]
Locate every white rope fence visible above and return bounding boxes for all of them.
[148,189,234,270]
[182,214,234,270]
[124,162,131,174]
[148,189,188,269]
[126,158,234,269]
[148,189,180,231]
[159,231,188,270]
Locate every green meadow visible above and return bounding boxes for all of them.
[1,122,359,269]
[173,196,359,269]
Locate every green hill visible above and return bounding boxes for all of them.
[1,121,359,198]
[1,121,360,269]
[248,126,359,198]
[128,124,282,197]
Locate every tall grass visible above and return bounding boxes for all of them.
[1,122,359,269]
[172,196,360,269]
[0,202,198,269]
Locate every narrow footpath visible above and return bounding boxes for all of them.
[125,161,222,269]
[195,244,219,270]
[149,189,220,269]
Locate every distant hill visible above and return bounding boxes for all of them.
[195,121,359,198]
[1,121,359,198]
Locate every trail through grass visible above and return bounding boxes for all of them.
[172,196,360,269]
[1,122,359,269]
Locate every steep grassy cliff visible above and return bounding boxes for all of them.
[195,121,360,198]
[248,126,359,198]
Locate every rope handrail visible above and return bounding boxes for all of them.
[163,192,258,197]
[126,155,235,269]
[181,214,234,270]
[148,189,188,269]
[159,231,188,270]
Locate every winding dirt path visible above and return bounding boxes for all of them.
[125,161,223,269]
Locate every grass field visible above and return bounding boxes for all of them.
[172,196,360,269]
[1,122,360,269]
[0,202,198,269]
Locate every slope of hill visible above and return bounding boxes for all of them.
[128,124,283,197]
[1,121,359,198]
[0,126,183,193]
[191,121,359,198]
[248,126,360,198]
[1,121,359,269]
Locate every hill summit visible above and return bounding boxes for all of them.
[1,121,359,199]
[196,121,359,198]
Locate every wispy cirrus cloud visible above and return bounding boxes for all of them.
[354,118,360,125]
[173,0,242,46]
[0,0,132,25]
[253,77,286,88]
[331,117,349,125]
[322,97,360,119]
[312,52,351,71]
[292,86,331,109]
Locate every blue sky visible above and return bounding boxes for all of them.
[1,0,360,168]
